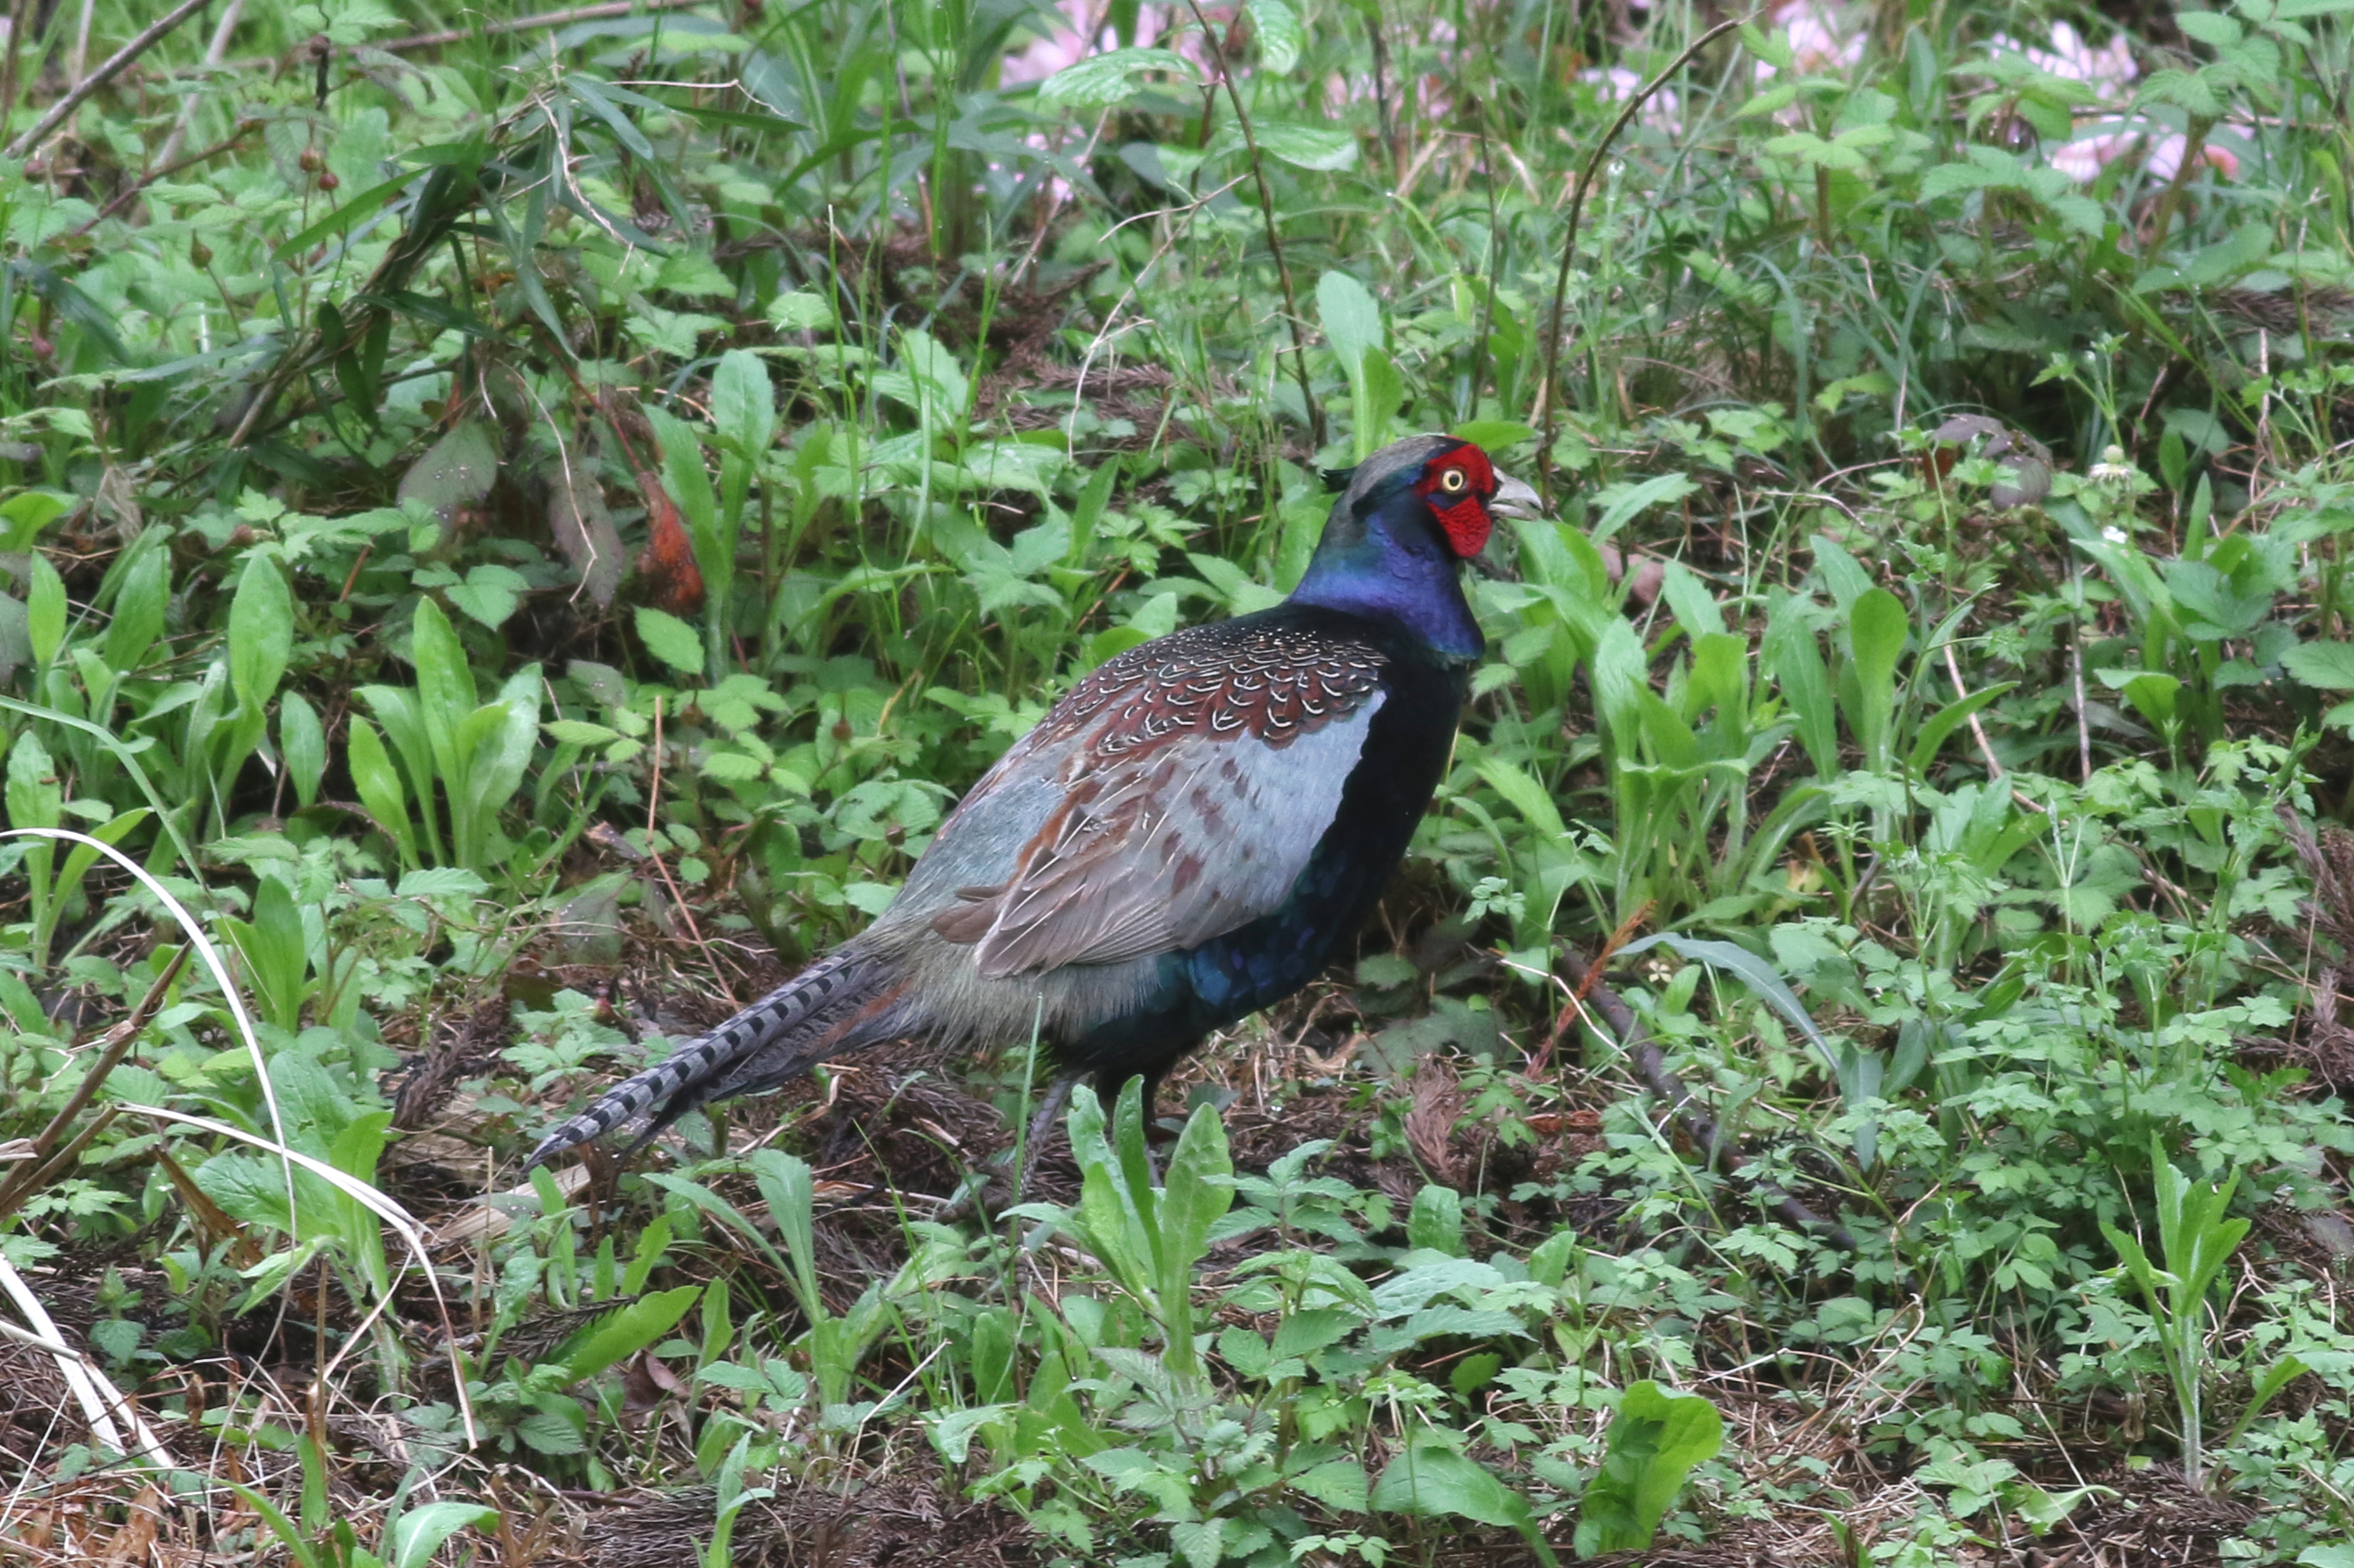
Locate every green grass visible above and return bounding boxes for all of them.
[3,0,2354,1563]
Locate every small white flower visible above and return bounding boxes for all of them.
[2102,525,2129,544]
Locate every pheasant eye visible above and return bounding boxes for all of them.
[1438,468,1467,493]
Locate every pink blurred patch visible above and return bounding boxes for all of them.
[1576,64,1682,131]
[2005,20,2137,98]
[1000,2,1177,89]
[2053,122,2241,184]
[1759,0,1867,77]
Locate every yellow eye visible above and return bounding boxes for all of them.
[1438,468,1468,494]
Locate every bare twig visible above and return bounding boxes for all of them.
[0,946,191,1224]
[0,0,33,145]
[153,0,244,168]
[3,0,213,162]
[68,0,95,86]
[1560,948,1857,1250]
[1943,640,2048,815]
[378,0,709,53]
[68,125,255,237]
[1536,16,1746,501]
[2070,579,2094,784]
[1532,899,1653,1075]
[642,695,727,995]
[1183,0,1324,450]
[200,0,712,70]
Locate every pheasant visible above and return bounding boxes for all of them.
[527,434,1537,1173]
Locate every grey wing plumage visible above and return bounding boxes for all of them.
[902,619,1391,979]
[525,948,900,1167]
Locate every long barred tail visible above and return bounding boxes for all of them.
[525,948,901,1168]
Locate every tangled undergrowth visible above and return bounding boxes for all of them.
[3,0,2354,1564]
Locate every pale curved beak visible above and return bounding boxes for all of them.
[1488,474,1544,519]
[1471,474,1543,579]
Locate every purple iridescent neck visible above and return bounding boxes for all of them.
[1288,494,1484,661]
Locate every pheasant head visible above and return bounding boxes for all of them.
[1290,434,1539,661]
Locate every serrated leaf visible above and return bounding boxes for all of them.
[446,564,528,629]
[634,605,705,675]
[395,867,491,898]
[1290,1458,1368,1511]
[2281,641,2354,690]
[515,1410,585,1454]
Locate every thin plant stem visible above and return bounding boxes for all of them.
[3,0,214,162]
[1536,15,1746,501]
[1183,0,1325,449]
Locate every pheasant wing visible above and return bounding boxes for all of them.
[923,617,1390,978]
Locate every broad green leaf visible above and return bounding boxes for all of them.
[1477,758,1568,839]
[395,420,499,518]
[103,535,168,673]
[0,488,70,550]
[346,716,417,870]
[357,683,437,857]
[386,1504,498,1568]
[1374,1433,1556,1565]
[1408,1184,1464,1256]
[229,555,294,711]
[1289,1458,1368,1511]
[407,597,475,806]
[1039,46,1196,110]
[1247,0,1304,71]
[712,348,777,457]
[552,1285,703,1384]
[1909,682,2016,774]
[1156,1100,1234,1378]
[1451,418,1538,451]
[25,552,64,667]
[394,867,489,898]
[1250,120,1357,170]
[1846,587,1906,771]
[5,731,59,835]
[1574,1380,1724,1554]
[445,564,529,629]
[280,694,327,811]
[1763,593,1837,776]
[1318,270,1382,373]
[1590,473,1699,543]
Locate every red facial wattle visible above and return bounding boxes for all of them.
[1414,444,1496,558]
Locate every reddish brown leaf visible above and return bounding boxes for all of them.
[634,477,705,616]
